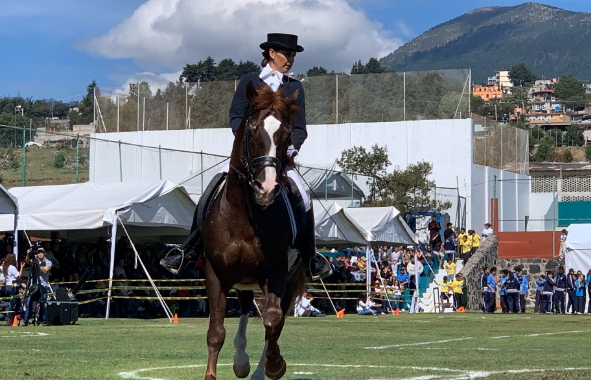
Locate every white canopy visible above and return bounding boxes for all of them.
[564,224,591,271]
[0,180,196,242]
[0,184,19,258]
[314,202,417,247]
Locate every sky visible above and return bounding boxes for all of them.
[1,0,591,102]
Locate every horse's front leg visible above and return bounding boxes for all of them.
[204,261,227,380]
[233,290,254,378]
[263,275,287,380]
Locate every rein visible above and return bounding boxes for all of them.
[230,107,287,197]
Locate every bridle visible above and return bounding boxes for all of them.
[231,107,288,195]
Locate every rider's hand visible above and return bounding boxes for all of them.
[287,145,298,158]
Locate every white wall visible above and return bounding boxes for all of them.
[471,164,530,232]
[90,119,474,222]
[528,192,556,231]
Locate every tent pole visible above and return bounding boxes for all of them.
[13,213,18,263]
[106,220,118,319]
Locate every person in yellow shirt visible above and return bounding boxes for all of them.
[460,235,472,263]
[435,276,451,313]
[445,258,456,278]
[457,228,467,248]
[451,274,465,311]
[469,230,481,256]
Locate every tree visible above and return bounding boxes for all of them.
[306,66,328,77]
[336,145,451,212]
[554,75,585,100]
[564,125,584,146]
[534,136,554,162]
[180,57,260,82]
[585,145,591,161]
[350,58,385,75]
[508,63,538,86]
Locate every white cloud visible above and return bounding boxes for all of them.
[397,20,414,38]
[106,71,182,97]
[84,0,403,77]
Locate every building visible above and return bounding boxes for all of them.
[525,112,571,127]
[530,89,560,113]
[496,70,513,89]
[472,84,503,102]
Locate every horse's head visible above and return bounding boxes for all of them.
[234,81,300,207]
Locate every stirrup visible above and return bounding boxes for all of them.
[162,246,184,275]
[310,253,332,281]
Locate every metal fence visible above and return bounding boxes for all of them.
[472,114,529,175]
[93,69,472,133]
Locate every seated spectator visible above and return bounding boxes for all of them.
[422,246,435,269]
[397,268,409,288]
[295,292,325,317]
[386,280,404,311]
[406,256,424,277]
[356,294,381,316]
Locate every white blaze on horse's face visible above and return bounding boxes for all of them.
[258,115,282,197]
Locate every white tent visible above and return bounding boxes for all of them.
[0,184,19,259]
[314,203,417,247]
[564,224,591,271]
[0,180,195,242]
[344,207,417,246]
[314,203,368,247]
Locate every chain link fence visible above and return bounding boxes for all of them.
[94,69,472,132]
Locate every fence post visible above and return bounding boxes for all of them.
[552,176,557,258]
[159,145,162,181]
[21,123,26,187]
[200,151,204,195]
[75,134,80,183]
[118,140,123,182]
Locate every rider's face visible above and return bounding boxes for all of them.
[268,49,295,74]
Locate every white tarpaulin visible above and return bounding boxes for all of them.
[0,180,196,242]
[0,184,19,259]
[314,203,417,247]
[564,224,591,271]
[314,203,368,247]
[344,206,417,246]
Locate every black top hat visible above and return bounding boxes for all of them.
[260,33,304,52]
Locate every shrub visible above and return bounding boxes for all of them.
[585,145,591,161]
[564,149,573,163]
[54,153,65,168]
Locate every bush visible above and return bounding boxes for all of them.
[564,149,573,163]
[54,153,65,168]
[586,145,591,161]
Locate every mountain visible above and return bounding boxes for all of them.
[380,2,591,82]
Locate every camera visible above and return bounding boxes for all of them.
[30,242,42,257]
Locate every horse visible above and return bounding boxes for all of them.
[201,81,306,380]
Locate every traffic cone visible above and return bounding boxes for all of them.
[173,314,179,324]
[497,301,501,308]
[457,306,465,313]
[336,309,345,318]
[12,314,19,327]
[394,309,400,316]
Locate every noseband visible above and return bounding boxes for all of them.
[231,108,286,194]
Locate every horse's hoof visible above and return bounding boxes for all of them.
[264,356,286,379]
[233,362,251,378]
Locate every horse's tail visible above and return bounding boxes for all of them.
[284,262,307,316]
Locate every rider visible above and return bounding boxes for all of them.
[160,33,331,280]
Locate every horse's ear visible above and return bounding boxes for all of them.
[246,81,257,105]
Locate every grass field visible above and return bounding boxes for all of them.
[3,312,591,380]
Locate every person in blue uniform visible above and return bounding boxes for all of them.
[504,270,520,313]
[515,267,528,313]
[160,33,330,280]
[480,267,489,312]
[541,270,556,314]
[554,266,567,314]
[485,267,497,313]
[498,270,508,313]
[534,274,544,313]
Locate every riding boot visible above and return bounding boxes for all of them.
[300,208,332,281]
[160,172,226,275]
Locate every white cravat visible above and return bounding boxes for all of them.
[259,64,284,92]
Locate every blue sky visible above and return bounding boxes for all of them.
[1,0,590,102]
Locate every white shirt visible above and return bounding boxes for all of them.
[259,64,284,92]
[407,261,423,276]
[5,265,19,286]
[295,296,319,317]
[482,227,493,241]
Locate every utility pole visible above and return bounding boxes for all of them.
[136,82,140,131]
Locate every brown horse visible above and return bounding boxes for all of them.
[201,81,306,380]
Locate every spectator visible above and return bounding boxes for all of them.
[397,267,409,288]
[443,233,456,262]
[406,256,424,278]
[451,274,465,311]
[541,270,555,314]
[468,230,481,256]
[587,270,591,314]
[482,223,493,242]
[357,294,377,315]
[428,216,441,249]
[575,274,585,315]
[444,258,456,282]
[435,276,451,313]
[459,235,472,263]
[390,247,401,275]
[295,293,325,317]
[114,259,126,279]
[534,274,544,314]
[422,246,434,270]
[366,294,385,315]
[457,228,467,247]
[443,222,454,240]
[498,269,509,313]
[485,267,497,313]
[386,280,404,311]
[516,267,528,313]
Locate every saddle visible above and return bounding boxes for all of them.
[180,172,304,255]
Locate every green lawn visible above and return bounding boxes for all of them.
[3,313,591,380]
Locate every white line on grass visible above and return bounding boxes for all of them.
[364,337,473,350]
[118,364,591,380]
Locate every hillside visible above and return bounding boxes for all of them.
[380,2,591,81]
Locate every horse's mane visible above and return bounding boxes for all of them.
[253,86,300,123]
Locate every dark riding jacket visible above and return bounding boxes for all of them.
[228,72,307,150]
